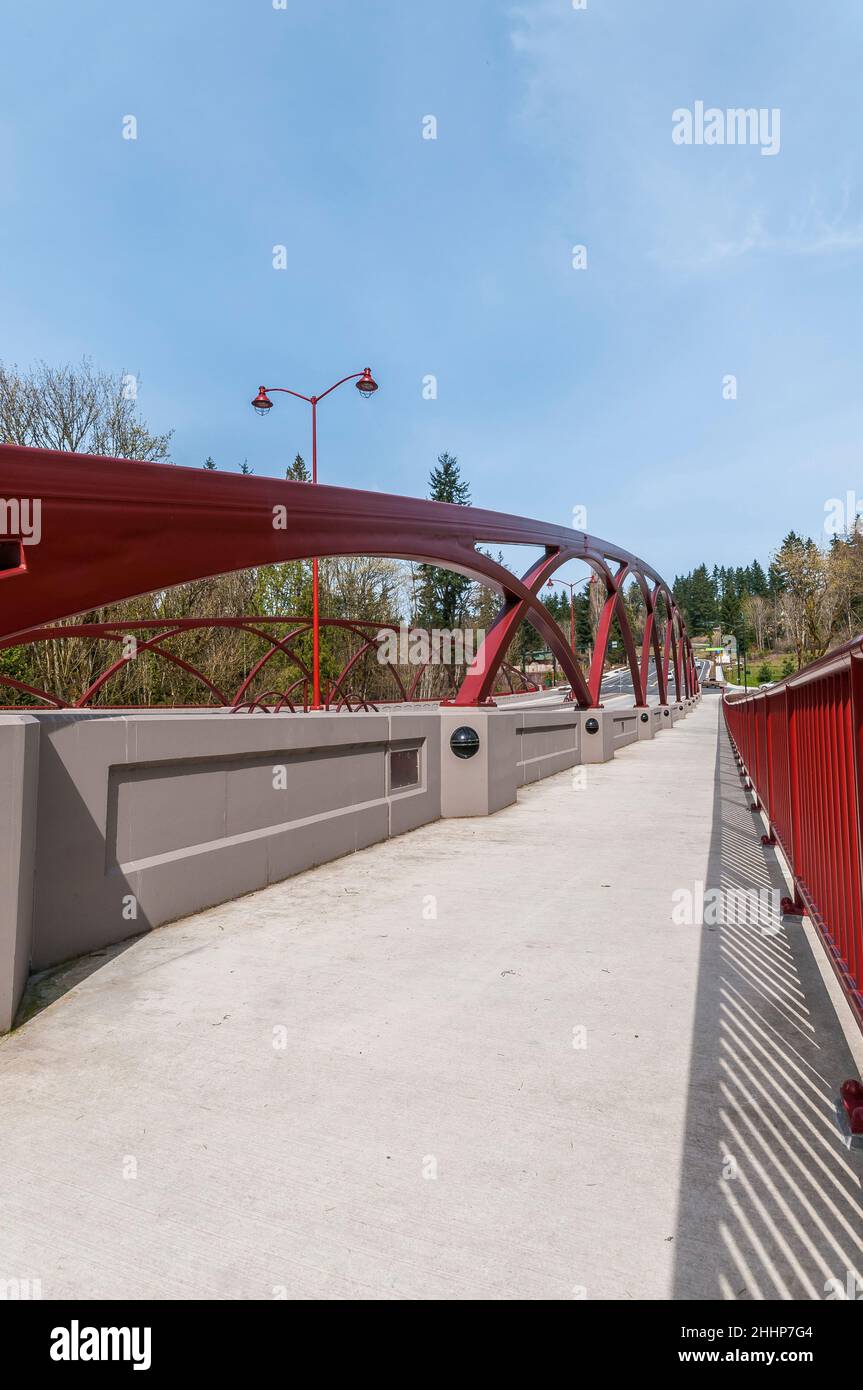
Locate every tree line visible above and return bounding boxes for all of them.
[673,529,863,671]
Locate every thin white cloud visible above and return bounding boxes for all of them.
[666,202,863,271]
[508,4,863,276]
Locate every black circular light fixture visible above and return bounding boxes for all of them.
[585,717,600,735]
[664,709,670,717]
[640,712,649,723]
[450,725,480,759]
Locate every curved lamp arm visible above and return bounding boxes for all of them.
[259,373,367,405]
[259,386,314,404]
[315,372,365,402]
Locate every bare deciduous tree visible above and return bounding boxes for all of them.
[742,592,769,650]
[772,535,840,669]
[829,530,863,642]
[0,358,172,461]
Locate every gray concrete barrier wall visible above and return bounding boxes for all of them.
[515,707,582,786]
[24,709,441,975]
[439,708,518,816]
[610,708,640,751]
[0,716,40,1032]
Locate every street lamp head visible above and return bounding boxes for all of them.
[546,579,554,588]
[356,368,378,399]
[251,387,273,415]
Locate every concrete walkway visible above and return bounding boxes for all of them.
[1,698,860,1300]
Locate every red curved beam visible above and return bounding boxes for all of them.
[327,634,409,707]
[1,617,502,709]
[450,548,594,705]
[588,562,644,706]
[640,585,667,705]
[0,672,68,707]
[74,626,229,707]
[0,443,697,708]
[0,613,541,710]
[231,624,314,705]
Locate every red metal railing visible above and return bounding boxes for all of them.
[0,616,539,710]
[723,639,863,1029]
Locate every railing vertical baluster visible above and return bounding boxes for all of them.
[847,655,863,998]
[725,646,863,1031]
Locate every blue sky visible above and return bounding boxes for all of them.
[2,0,862,583]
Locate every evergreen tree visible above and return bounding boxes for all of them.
[512,619,543,673]
[719,589,742,636]
[573,591,593,652]
[471,549,507,634]
[286,453,311,482]
[542,589,569,625]
[623,580,645,639]
[416,452,473,628]
[680,564,717,634]
[767,557,785,595]
[203,456,217,470]
[428,450,471,505]
[748,559,769,596]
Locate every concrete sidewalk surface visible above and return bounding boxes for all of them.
[0,698,860,1299]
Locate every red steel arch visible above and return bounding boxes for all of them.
[0,443,697,707]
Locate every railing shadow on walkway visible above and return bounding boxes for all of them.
[672,720,863,1300]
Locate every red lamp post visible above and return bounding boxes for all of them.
[251,369,378,709]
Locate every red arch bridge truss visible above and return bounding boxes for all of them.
[0,443,698,710]
[0,616,539,712]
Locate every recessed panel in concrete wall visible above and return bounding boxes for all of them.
[29,711,440,971]
[109,743,386,870]
[388,713,440,836]
[610,710,639,750]
[515,708,582,786]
